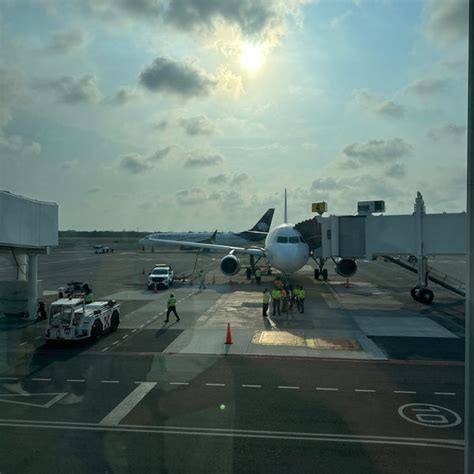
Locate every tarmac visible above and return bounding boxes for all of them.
[0,239,467,473]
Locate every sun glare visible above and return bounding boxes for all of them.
[240,43,266,72]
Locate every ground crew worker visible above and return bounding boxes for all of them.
[198,269,206,290]
[281,287,288,313]
[255,267,262,285]
[83,284,93,304]
[298,286,305,314]
[165,293,180,322]
[262,289,270,317]
[294,287,301,313]
[246,267,252,280]
[271,287,281,316]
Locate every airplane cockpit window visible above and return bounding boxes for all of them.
[289,237,299,244]
[277,236,289,243]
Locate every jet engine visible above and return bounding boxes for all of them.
[220,254,241,276]
[335,258,357,278]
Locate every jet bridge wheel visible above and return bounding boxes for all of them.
[418,288,434,305]
[322,269,328,281]
[314,269,320,280]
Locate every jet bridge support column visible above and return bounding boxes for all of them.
[27,255,38,319]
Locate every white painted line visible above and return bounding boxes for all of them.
[278,386,300,390]
[170,382,189,386]
[205,383,225,387]
[242,384,262,388]
[139,324,145,329]
[354,389,376,393]
[31,378,52,382]
[67,379,85,383]
[434,392,456,396]
[131,329,137,333]
[101,347,110,352]
[0,377,19,381]
[100,382,157,426]
[394,390,417,394]
[147,320,152,324]
[101,380,119,384]
[19,342,28,347]
[121,335,128,340]
[316,387,339,391]
[35,336,43,340]
[112,341,120,345]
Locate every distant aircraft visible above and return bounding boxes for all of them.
[142,191,310,275]
[141,208,275,248]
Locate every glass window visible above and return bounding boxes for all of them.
[277,236,288,243]
[289,237,299,243]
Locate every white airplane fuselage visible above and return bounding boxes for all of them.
[264,224,310,274]
[143,231,265,247]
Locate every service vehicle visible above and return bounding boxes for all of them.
[94,245,110,254]
[147,264,174,289]
[46,297,120,343]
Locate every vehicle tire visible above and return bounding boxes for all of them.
[418,288,434,305]
[91,320,103,342]
[322,269,328,281]
[314,269,320,280]
[110,311,120,332]
[410,287,419,301]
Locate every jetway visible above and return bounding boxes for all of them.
[0,191,58,318]
[295,193,466,303]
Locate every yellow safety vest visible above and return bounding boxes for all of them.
[299,289,305,299]
[255,269,262,277]
[271,289,281,300]
[167,297,176,307]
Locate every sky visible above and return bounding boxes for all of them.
[0,0,469,231]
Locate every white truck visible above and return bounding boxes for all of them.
[45,298,120,343]
[147,264,174,290]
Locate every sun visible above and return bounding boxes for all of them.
[240,43,266,72]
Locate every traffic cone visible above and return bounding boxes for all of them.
[345,278,350,288]
[225,322,233,345]
[153,284,157,294]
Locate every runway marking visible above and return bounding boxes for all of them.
[242,384,262,388]
[0,377,19,381]
[394,390,417,394]
[434,392,456,396]
[354,389,376,393]
[112,341,120,345]
[316,387,339,391]
[101,347,110,352]
[170,382,189,386]
[67,379,85,383]
[147,320,152,324]
[31,378,52,382]
[153,316,158,320]
[100,382,157,426]
[0,418,463,450]
[121,335,128,340]
[278,386,300,390]
[131,329,137,333]
[19,342,28,347]
[139,324,145,329]
[205,383,225,387]
[101,380,119,384]
[35,336,43,340]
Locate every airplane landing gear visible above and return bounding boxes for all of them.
[410,287,434,305]
[313,257,328,281]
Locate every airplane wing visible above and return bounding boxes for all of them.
[145,237,266,257]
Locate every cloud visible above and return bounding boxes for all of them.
[427,123,466,141]
[404,78,448,96]
[179,115,216,135]
[106,86,139,106]
[423,0,468,46]
[139,57,216,98]
[184,153,223,168]
[386,163,405,178]
[342,138,412,162]
[148,145,173,161]
[40,75,102,104]
[120,153,151,174]
[353,90,404,118]
[329,10,352,29]
[87,186,102,193]
[311,177,340,191]
[0,135,41,157]
[153,120,169,130]
[175,187,208,205]
[208,173,227,184]
[231,172,249,186]
[46,29,86,54]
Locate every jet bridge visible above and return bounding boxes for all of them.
[295,193,466,303]
[0,191,58,318]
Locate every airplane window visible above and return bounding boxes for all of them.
[299,237,305,243]
[289,237,299,243]
[277,236,289,243]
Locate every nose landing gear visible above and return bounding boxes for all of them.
[410,287,434,304]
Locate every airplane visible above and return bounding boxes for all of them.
[141,208,275,248]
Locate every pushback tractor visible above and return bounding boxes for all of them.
[45,298,120,343]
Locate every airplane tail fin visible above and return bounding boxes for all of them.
[248,208,275,233]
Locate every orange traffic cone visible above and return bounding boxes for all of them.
[225,323,233,345]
